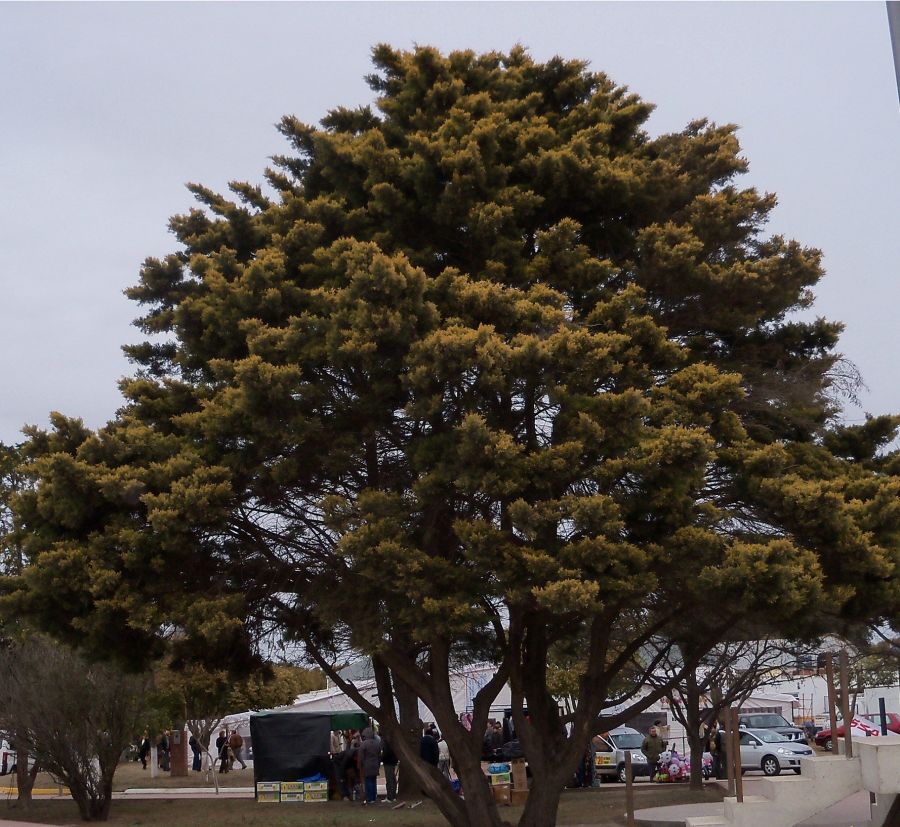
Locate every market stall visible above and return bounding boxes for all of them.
[250,709,367,785]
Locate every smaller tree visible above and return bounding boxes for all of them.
[152,658,323,762]
[647,637,810,788]
[0,636,150,821]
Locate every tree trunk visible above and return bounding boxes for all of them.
[393,674,423,799]
[518,781,566,827]
[70,785,92,821]
[15,749,35,806]
[438,746,510,827]
[88,789,112,821]
[686,719,706,790]
[684,677,705,790]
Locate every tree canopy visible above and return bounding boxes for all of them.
[2,46,898,827]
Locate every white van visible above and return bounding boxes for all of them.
[592,726,650,783]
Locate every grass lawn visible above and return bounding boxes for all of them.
[0,782,724,826]
[112,761,256,789]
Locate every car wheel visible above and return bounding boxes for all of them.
[823,738,832,752]
[761,755,781,777]
[617,763,631,784]
[793,768,802,775]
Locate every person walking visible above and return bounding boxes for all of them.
[359,726,382,804]
[138,733,151,770]
[381,735,398,802]
[641,725,666,781]
[215,730,229,774]
[228,730,246,770]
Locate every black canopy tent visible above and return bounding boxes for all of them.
[250,709,369,782]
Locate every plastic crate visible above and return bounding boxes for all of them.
[304,789,328,802]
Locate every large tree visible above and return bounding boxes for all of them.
[2,47,898,827]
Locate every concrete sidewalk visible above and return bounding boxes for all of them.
[0,820,66,827]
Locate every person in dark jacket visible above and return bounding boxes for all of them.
[158,731,170,772]
[420,727,439,766]
[188,734,202,772]
[215,730,229,774]
[710,721,726,780]
[381,736,398,802]
[138,733,151,770]
[641,726,666,780]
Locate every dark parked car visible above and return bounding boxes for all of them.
[738,713,807,744]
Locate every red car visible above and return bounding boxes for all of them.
[814,714,900,751]
[867,712,900,734]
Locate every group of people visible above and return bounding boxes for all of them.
[639,721,726,782]
[135,728,246,774]
[137,732,171,771]
[215,729,247,773]
[330,722,453,804]
[331,725,398,803]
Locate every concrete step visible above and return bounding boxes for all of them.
[683,817,728,827]
[799,754,861,783]
[755,774,813,803]
[722,757,863,827]
[723,794,770,827]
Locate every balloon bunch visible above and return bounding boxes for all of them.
[654,747,692,782]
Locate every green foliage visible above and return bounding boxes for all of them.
[0,441,28,576]
[2,46,898,827]
[152,660,324,726]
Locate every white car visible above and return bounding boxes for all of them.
[739,728,813,776]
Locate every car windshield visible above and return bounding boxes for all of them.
[611,734,644,749]
[751,729,790,743]
[750,715,790,728]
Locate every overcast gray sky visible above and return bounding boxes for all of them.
[1,1,897,445]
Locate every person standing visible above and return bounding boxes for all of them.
[359,727,382,804]
[437,735,451,779]
[158,731,170,772]
[488,722,503,760]
[640,725,666,781]
[330,729,343,756]
[188,733,202,772]
[710,721,726,780]
[420,725,439,768]
[381,735,398,802]
[228,730,246,770]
